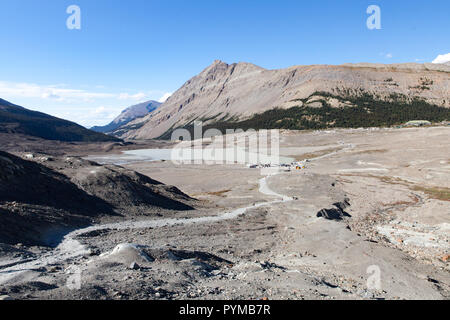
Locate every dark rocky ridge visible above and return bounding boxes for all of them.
[0,98,121,142]
[0,151,196,246]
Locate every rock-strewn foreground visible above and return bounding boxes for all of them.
[0,126,448,300]
[120,61,450,139]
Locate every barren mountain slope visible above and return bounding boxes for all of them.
[122,61,450,139]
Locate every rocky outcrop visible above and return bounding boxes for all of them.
[317,198,352,221]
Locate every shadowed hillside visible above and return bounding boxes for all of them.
[0,98,121,142]
[0,151,196,246]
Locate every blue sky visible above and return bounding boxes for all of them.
[0,0,448,127]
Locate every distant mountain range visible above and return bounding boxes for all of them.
[0,98,120,142]
[116,61,450,140]
[91,100,161,135]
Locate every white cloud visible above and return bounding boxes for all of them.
[93,106,107,114]
[55,105,119,127]
[0,80,171,127]
[0,81,114,102]
[118,92,148,101]
[158,92,172,103]
[379,52,393,59]
[432,53,450,64]
[41,91,61,100]
[91,106,118,121]
[0,81,156,103]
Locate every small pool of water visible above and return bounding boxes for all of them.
[86,147,294,166]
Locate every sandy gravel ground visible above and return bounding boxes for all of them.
[0,126,448,300]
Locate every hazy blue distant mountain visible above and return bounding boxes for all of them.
[0,98,121,142]
[91,100,161,134]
